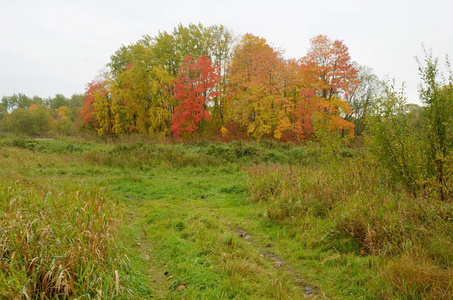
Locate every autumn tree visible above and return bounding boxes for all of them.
[54,106,74,135]
[103,24,233,137]
[226,34,285,139]
[107,44,177,136]
[81,72,113,136]
[137,23,206,80]
[275,58,317,141]
[299,35,360,138]
[145,24,233,125]
[93,87,112,136]
[171,55,220,137]
[147,65,176,137]
[81,78,108,128]
[109,45,154,134]
[301,35,360,100]
[85,27,361,143]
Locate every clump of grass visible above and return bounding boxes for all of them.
[0,181,128,299]
[244,162,350,219]
[377,250,452,299]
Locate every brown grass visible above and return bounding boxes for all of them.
[0,181,126,299]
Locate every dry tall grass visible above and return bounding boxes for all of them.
[0,181,128,299]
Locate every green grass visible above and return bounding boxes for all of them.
[0,136,451,299]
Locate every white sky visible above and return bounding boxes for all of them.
[1,0,452,104]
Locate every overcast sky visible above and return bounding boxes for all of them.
[1,0,452,104]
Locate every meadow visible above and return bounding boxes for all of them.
[0,135,452,299]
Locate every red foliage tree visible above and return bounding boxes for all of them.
[171,55,220,137]
[81,80,107,127]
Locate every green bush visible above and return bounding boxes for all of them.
[367,50,453,201]
[1,106,53,136]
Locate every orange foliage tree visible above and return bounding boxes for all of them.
[81,79,108,128]
[226,34,285,139]
[299,35,360,137]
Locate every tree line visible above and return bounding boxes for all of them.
[79,24,381,142]
[0,93,83,136]
[1,24,387,141]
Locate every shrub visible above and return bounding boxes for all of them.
[367,50,453,201]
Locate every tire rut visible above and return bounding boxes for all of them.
[233,226,321,298]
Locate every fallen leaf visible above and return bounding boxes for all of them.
[176,284,186,290]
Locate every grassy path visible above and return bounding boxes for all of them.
[0,140,374,299]
[109,166,317,299]
[3,139,452,299]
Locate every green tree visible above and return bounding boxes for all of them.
[202,24,233,123]
[31,95,45,106]
[67,93,84,122]
[1,94,32,110]
[345,63,383,136]
[368,50,453,200]
[31,105,53,135]
[2,105,53,135]
[47,94,69,110]
[0,103,6,121]
[3,108,34,134]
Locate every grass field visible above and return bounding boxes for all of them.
[0,135,452,299]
